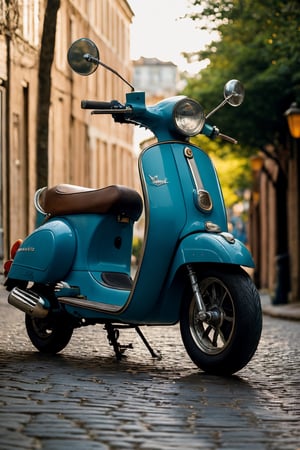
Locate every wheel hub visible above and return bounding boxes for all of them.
[197,306,224,327]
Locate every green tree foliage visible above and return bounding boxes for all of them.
[183,0,300,151]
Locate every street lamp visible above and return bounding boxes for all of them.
[250,154,264,173]
[249,154,264,205]
[284,102,300,139]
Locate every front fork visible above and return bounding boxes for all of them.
[186,263,219,323]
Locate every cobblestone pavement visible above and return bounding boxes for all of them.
[0,286,299,450]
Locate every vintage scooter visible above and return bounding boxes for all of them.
[4,38,262,375]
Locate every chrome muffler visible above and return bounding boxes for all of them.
[8,287,49,318]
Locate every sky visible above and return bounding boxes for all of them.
[127,0,215,75]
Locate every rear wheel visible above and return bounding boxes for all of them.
[180,266,262,375]
[25,313,73,354]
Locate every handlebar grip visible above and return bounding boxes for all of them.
[81,100,113,109]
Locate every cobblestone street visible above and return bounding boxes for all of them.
[0,285,299,450]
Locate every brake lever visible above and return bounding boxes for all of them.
[218,132,238,145]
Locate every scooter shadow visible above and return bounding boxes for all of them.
[0,348,254,391]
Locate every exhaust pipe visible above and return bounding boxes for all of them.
[8,287,49,318]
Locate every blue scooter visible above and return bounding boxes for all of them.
[4,38,262,375]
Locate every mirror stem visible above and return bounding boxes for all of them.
[206,94,233,119]
[84,54,135,92]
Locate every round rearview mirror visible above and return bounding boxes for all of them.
[224,79,245,107]
[67,38,99,76]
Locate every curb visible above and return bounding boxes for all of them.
[260,294,300,321]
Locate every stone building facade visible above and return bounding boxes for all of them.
[0,0,138,258]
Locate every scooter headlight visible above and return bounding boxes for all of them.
[173,98,205,137]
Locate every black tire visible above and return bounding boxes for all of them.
[180,266,262,376]
[25,313,73,354]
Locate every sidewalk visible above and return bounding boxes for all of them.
[260,293,300,321]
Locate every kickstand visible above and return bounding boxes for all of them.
[135,326,161,359]
[104,323,133,360]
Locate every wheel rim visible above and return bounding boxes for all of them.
[189,277,235,355]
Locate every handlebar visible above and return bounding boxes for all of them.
[81,100,123,109]
[81,99,237,143]
[81,99,132,119]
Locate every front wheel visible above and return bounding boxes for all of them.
[25,313,74,354]
[180,266,262,375]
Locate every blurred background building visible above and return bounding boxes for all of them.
[133,56,178,103]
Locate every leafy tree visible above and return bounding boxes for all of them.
[183,0,300,151]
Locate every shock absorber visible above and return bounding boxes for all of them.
[186,264,210,321]
[186,264,222,325]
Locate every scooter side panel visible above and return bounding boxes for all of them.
[58,214,134,311]
[8,219,76,283]
[65,214,133,274]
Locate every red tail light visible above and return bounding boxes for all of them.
[3,239,23,276]
[10,239,23,259]
[3,259,13,276]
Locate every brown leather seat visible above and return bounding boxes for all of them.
[39,184,143,221]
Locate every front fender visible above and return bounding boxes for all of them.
[156,232,254,325]
[173,232,254,269]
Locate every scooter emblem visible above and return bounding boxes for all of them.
[148,175,168,186]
